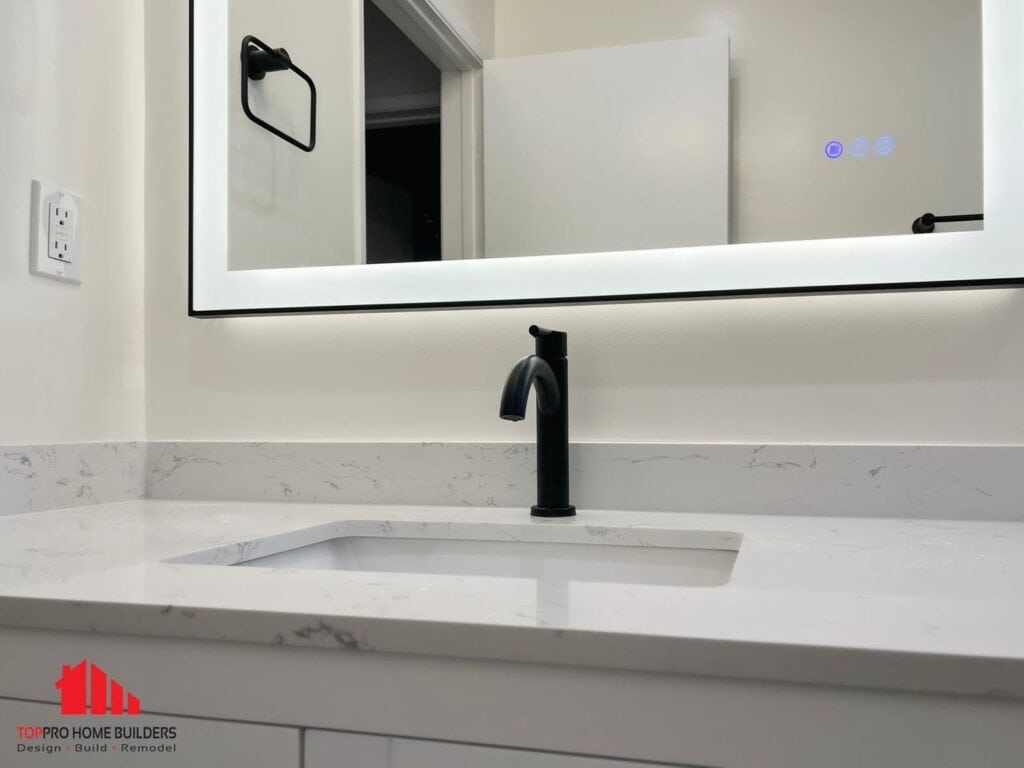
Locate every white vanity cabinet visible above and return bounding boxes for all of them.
[0,698,300,768]
[304,730,700,768]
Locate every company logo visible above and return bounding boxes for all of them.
[12,663,179,757]
[55,659,141,716]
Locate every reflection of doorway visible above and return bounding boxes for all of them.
[364,1,441,263]
[365,124,441,262]
[364,0,484,262]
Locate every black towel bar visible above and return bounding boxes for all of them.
[912,212,983,234]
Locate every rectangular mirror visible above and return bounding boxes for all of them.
[191,0,1021,314]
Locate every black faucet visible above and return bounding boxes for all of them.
[500,326,576,518]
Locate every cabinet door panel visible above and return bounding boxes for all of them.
[304,729,703,768]
[305,731,389,767]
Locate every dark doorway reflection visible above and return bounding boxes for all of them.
[365,124,441,263]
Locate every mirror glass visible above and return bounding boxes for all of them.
[199,0,984,272]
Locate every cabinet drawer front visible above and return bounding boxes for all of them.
[304,730,702,768]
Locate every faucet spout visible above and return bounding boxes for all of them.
[500,355,560,421]
[499,327,576,518]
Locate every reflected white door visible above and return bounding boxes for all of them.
[483,36,730,258]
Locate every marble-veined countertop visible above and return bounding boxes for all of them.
[1,500,1022,699]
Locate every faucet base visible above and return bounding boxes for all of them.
[531,505,577,519]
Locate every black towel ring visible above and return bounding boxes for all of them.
[240,34,317,153]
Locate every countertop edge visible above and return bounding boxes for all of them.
[1,596,1020,703]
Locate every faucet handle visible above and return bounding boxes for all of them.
[529,325,567,359]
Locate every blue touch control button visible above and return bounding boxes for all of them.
[874,135,895,156]
[825,140,844,159]
[850,137,869,158]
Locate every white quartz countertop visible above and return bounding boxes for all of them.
[1,500,1022,700]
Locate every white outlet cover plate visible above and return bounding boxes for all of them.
[30,180,82,284]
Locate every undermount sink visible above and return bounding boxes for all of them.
[170,521,741,588]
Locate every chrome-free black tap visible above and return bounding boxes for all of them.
[500,326,576,518]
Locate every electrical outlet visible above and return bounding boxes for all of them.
[30,180,82,284]
[48,203,74,263]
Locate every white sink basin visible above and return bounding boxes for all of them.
[237,535,737,587]
[171,521,741,588]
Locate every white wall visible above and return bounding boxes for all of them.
[146,0,1024,446]
[0,0,145,445]
[0,1,1014,453]
[365,1,440,103]
[495,0,983,246]
[435,0,494,59]
[227,0,364,270]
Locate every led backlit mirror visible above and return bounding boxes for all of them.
[191,0,1020,314]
